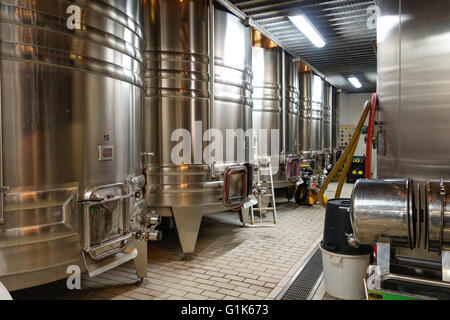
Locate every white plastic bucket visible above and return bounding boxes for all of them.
[321,247,370,300]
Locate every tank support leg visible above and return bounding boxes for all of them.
[133,239,148,282]
[241,207,250,226]
[172,207,204,256]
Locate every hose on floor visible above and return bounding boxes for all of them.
[318,100,372,208]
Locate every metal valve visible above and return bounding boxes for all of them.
[145,214,162,227]
[146,230,163,242]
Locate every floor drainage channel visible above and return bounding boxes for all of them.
[278,246,324,300]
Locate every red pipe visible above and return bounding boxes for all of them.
[365,93,378,179]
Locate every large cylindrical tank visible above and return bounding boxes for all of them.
[214,9,253,168]
[0,0,145,290]
[285,56,300,157]
[143,2,250,255]
[331,87,339,150]
[251,46,282,181]
[299,70,312,158]
[311,75,325,154]
[144,0,213,208]
[324,83,332,153]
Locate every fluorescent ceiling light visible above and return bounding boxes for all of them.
[288,15,326,48]
[348,76,362,88]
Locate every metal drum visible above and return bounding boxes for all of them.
[299,70,312,159]
[285,55,300,157]
[214,8,253,169]
[350,179,416,248]
[251,46,283,185]
[143,1,248,255]
[426,181,450,252]
[0,0,146,290]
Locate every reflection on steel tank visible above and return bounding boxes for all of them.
[143,1,250,256]
[0,0,148,291]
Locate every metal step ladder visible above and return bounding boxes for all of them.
[249,160,278,227]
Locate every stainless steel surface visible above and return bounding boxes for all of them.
[251,46,284,184]
[299,70,312,157]
[285,55,300,156]
[374,0,450,277]
[281,50,287,155]
[350,179,415,248]
[323,83,333,153]
[377,0,450,180]
[331,86,339,150]
[214,8,253,168]
[381,273,450,290]
[215,0,299,60]
[228,0,377,92]
[311,74,325,154]
[426,181,450,253]
[210,0,215,140]
[143,0,215,255]
[144,0,215,208]
[0,44,3,226]
[0,0,145,291]
[443,251,450,282]
[143,2,249,254]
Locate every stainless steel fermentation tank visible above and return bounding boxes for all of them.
[311,75,326,172]
[285,55,300,158]
[311,75,325,155]
[214,9,253,170]
[0,0,149,291]
[330,86,339,152]
[143,1,251,256]
[298,68,327,173]
[251,44,301,188]
[251,46,282,185]
[323,83,333,153]
[299,69,312,159]
[322,83,336,167]
[284,55,302,184]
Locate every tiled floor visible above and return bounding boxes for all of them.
[12,183,354,300]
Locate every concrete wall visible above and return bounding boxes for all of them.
[339,92,377,176]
